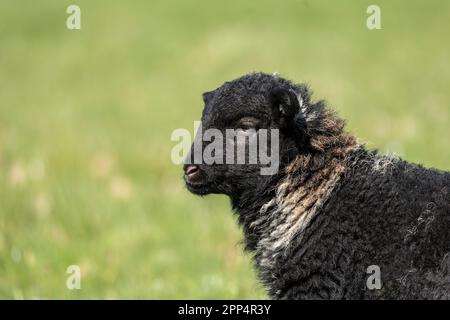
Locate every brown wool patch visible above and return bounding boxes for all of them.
[255,109,360,268]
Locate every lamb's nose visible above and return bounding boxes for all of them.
[184,164,200,180]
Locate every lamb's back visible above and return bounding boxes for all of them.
[327,154,450,299]
[271,154,450,299]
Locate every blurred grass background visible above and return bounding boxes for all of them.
[0,0,449,299]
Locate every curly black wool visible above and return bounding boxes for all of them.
[183,72,450,299]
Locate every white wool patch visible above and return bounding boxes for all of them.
[255,172,342,270]
[294,91,319,123]
[372,154,398,174]
[295,92,306,114]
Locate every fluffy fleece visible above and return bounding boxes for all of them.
[183,72,450,299]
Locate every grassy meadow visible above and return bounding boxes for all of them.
[0,1,449,299]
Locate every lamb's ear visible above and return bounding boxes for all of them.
[202,91,215,104]
[269,88,306,131]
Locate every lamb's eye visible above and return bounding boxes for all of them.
[236,117,260,130]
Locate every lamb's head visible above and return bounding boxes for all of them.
[183,72,353,202]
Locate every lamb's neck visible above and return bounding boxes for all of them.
[231,174,281,251]
[237,143,362,258]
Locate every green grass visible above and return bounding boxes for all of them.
[0,0,449,299]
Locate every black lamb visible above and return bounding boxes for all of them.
[183,72,450,299]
